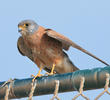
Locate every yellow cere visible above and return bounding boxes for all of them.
[18,25,25,30]
[23,24,26,27]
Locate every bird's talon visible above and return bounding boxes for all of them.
[31,74,43,78]
[31,74,35,78]
[31,73,43,82]
[46,72,54,76]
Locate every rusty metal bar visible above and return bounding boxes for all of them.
[0,66,110,99]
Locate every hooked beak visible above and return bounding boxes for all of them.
[18,25,25,33]
[18,25,27,36]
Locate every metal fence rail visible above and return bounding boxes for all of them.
[0,66,110,100]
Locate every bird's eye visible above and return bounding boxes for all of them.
[25,23,29,27]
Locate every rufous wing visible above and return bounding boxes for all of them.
[46,29,109,66]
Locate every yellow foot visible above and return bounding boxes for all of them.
[46,64,56,76]
[46,72,54,76]
[31,74,43,82]
[31,74,43,78]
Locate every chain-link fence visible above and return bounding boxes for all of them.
[0,66,110,100]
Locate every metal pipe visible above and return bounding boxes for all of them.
[0,66,110,99]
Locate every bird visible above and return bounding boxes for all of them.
[17,20,109,81]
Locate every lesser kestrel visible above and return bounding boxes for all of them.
[17,20,109,81]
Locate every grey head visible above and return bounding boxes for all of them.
[18,20,39,36]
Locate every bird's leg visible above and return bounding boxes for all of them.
[46,64,55,75]
[32,66,43,82]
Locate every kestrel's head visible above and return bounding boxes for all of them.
[18,20,39,36]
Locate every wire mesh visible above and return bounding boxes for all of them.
[28,80,37,100]
[0,67,110,100]
[95,73,110,100]
[72,77,89,100]
[50,80,60,100]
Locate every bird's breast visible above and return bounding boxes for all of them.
[34,35,64,67]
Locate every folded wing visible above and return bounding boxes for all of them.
[46,29,109,66]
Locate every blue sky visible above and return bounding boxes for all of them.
[0,0,110,100]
